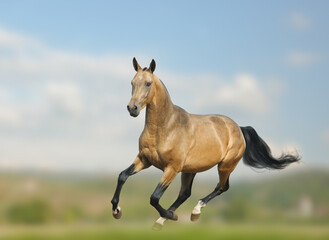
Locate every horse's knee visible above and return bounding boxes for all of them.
[118,171,126,184]
[118,164,135,184]
[150,194,159,207]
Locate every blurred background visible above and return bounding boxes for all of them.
[0,0,328,239]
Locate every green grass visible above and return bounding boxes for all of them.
[1,223,329,240]
[0,169,328,240]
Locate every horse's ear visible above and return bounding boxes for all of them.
[149,59,156,73]
[133,57,141,72]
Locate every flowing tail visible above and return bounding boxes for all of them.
[240,126,300,169]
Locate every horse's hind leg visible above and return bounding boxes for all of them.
[150,167,179,230]
[191,159,240,222]
[154,172,196,229]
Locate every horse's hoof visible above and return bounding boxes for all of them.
[112,207,122,219]
[170,211,178,221]
[190,213,200,222]
[152,222,163,231]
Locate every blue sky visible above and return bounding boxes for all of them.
[0,1,328,178]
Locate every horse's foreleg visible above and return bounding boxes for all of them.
[111,156,149,219]
[168,173,196,212]
[150,167,178,230]
[155,172,196,229]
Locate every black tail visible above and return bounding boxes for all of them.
[240,126,300,169]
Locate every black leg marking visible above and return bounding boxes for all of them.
[200,177,230,204]
[150,183,177,221]
[111,164,135,211]
[168,173,196,212]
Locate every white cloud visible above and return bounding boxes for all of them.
[285,52,319,67]
[289,12,312,31]
[0,90,21,126]
[0,103,21,126]
[216,74,269,114]
[45,82,83,115]
[0,27,133,83]
[0,27,40,52]
[0,136,138,172]
[196,74,275,115]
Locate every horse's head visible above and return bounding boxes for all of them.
[127,58,156,117]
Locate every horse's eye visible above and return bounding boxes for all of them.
[146,82,152,87]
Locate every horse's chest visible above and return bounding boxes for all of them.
[139,134,161,168]
[139,134,175,170]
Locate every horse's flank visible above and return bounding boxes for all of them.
[138,74,246,174]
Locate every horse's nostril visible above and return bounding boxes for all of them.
[127,105,130,111]
[134,105,137,110]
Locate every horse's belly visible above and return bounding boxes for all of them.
[182,140,224,173]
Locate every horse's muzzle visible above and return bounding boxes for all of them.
[127,104,140,117]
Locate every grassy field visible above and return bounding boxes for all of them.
[0,223,328,240]
[0,169,328,240]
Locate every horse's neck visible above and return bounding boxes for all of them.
[145,78,173,133]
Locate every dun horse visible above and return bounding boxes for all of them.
[111,58,300,230]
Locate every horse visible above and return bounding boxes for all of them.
[111,58,300,230]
